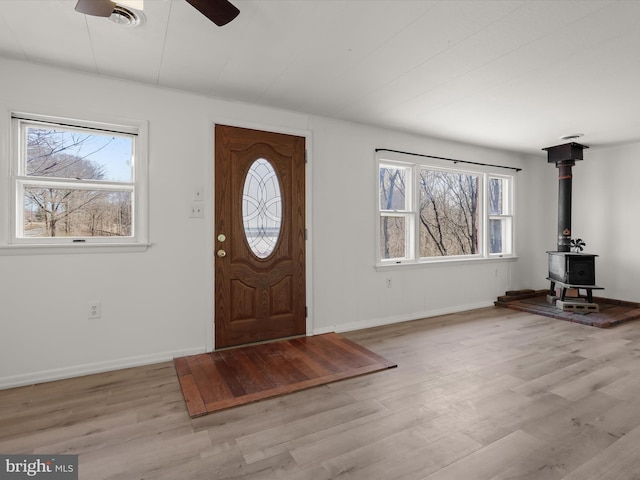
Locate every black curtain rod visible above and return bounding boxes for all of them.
[375,148,522,172]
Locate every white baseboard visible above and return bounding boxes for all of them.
[0,347,206,390]
[311,325,338,335]
[312,301,495,336]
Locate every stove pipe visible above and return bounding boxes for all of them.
[542,142,588,252]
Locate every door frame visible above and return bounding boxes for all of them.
[205,117,313,352]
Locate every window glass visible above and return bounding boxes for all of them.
[379,166,407,211]
[488,177,508,215]
[23,187,132,238]
[26,126,133,182]
[489,217,512,254]
[419,169,479,257]
[380,215,406,259]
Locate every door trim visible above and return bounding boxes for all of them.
[206,117,313,352]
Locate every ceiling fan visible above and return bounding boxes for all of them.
[75,0,240,27]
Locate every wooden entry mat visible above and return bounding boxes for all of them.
[174,333,397,417]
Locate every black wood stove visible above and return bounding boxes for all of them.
[547,251,600,302]
[543,142,602,305]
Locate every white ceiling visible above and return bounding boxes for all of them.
[1,0,639,154]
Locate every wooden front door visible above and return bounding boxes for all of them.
[214,125,306,348]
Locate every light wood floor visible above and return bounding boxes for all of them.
[2,307,640,479]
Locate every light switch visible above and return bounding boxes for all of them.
[189,203,204,218]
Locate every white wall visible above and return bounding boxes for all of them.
[572,143,640,302]
[309,116,535,333]
[0,57,545,388]
[513,150,557,290]
[0,58,308,388]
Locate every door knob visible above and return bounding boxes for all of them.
[217,249,227,257]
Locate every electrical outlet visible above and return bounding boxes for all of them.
[88,301,102,319]
[189,203,204,218]
[386,278,392,288]
[193,187,203,201]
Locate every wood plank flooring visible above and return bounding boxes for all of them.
[174,333,397,417]
[3,307,640,479]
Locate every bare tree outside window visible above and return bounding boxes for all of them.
[488,176,509,254]
[419,169,479,257]
[22,126,134,238]
[378,160,513,263]
[379,166,408,259]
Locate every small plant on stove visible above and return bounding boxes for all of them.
[570,238,586,252]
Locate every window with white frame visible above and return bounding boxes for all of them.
[9,113,148,246]
[378,155,514,264]
[379,163,413,260]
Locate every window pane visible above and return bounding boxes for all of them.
[23,187,132,238]
[379,166,407,211]
[419,169,479,257]
[488,177,508,215]
[380,216,406,259]
[242,158,282,259]
[489,217,512,254]
[26,126,133,182]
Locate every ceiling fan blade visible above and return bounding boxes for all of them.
[185,0,240,27]
[75,0,117,17]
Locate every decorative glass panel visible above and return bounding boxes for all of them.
[242,158,282,258]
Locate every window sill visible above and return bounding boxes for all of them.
[0,243,151,256]
[375,255,518,271]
